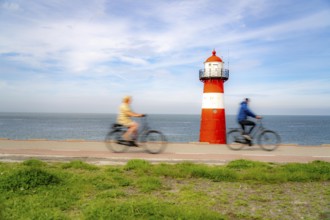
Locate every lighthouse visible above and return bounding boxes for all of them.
[199,50,229,144]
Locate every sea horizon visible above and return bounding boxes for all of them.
[1,111,330,116]
[1,112,330,146]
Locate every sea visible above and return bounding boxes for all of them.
[0,112,330,146]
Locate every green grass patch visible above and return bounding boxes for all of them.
[227,159,272,170]
[136,176,162,192]
[281,160,330,181]
[61,160,99,170]
[22,158,47,167]
[83,197,225,220]
[0,167,61,191]
[0,159,329,219]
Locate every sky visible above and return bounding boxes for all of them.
[0,0,329,115]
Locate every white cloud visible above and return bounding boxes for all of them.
[0,0,329,114]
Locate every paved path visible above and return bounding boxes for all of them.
[0,139,329,165]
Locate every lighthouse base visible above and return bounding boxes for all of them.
[199,109,226,144]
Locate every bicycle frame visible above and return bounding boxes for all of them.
[247,119,266,139]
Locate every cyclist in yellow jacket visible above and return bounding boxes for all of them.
[117,96,144,143]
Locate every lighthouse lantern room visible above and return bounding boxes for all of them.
[199,50,229,144]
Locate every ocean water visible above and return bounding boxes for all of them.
[0,112,330,146]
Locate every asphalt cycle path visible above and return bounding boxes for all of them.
[0,139,329,165]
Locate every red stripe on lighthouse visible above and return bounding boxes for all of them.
[203,80,224,93]
[200,79,227,144]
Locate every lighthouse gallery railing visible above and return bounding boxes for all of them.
[199,68,229,81]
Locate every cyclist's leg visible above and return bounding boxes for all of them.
[240,120,255,134]
[246,120,256,134]
[130,121,139,140]
[239,120,255,141]
[239,120,254,134]
[123,121,139,141]
[239,121,245,134]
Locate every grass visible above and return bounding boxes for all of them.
[0,159,329,219]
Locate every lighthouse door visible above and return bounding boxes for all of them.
[211,63,218,77]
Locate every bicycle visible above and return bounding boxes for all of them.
[226,119,281,151]
[105,115,167,154]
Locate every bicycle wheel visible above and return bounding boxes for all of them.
[258,130,281,151]
[142,130,167,154]
[105,130,129,153]
[227,129,245,150]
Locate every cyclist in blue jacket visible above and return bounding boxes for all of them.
[237,98,262,140]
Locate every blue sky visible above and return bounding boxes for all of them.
[0,0,329,115]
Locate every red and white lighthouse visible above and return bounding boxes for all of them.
[199,50,229,144]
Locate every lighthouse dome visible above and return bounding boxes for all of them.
[205,50,223,63]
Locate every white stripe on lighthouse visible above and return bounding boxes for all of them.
[202,93,224,109]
